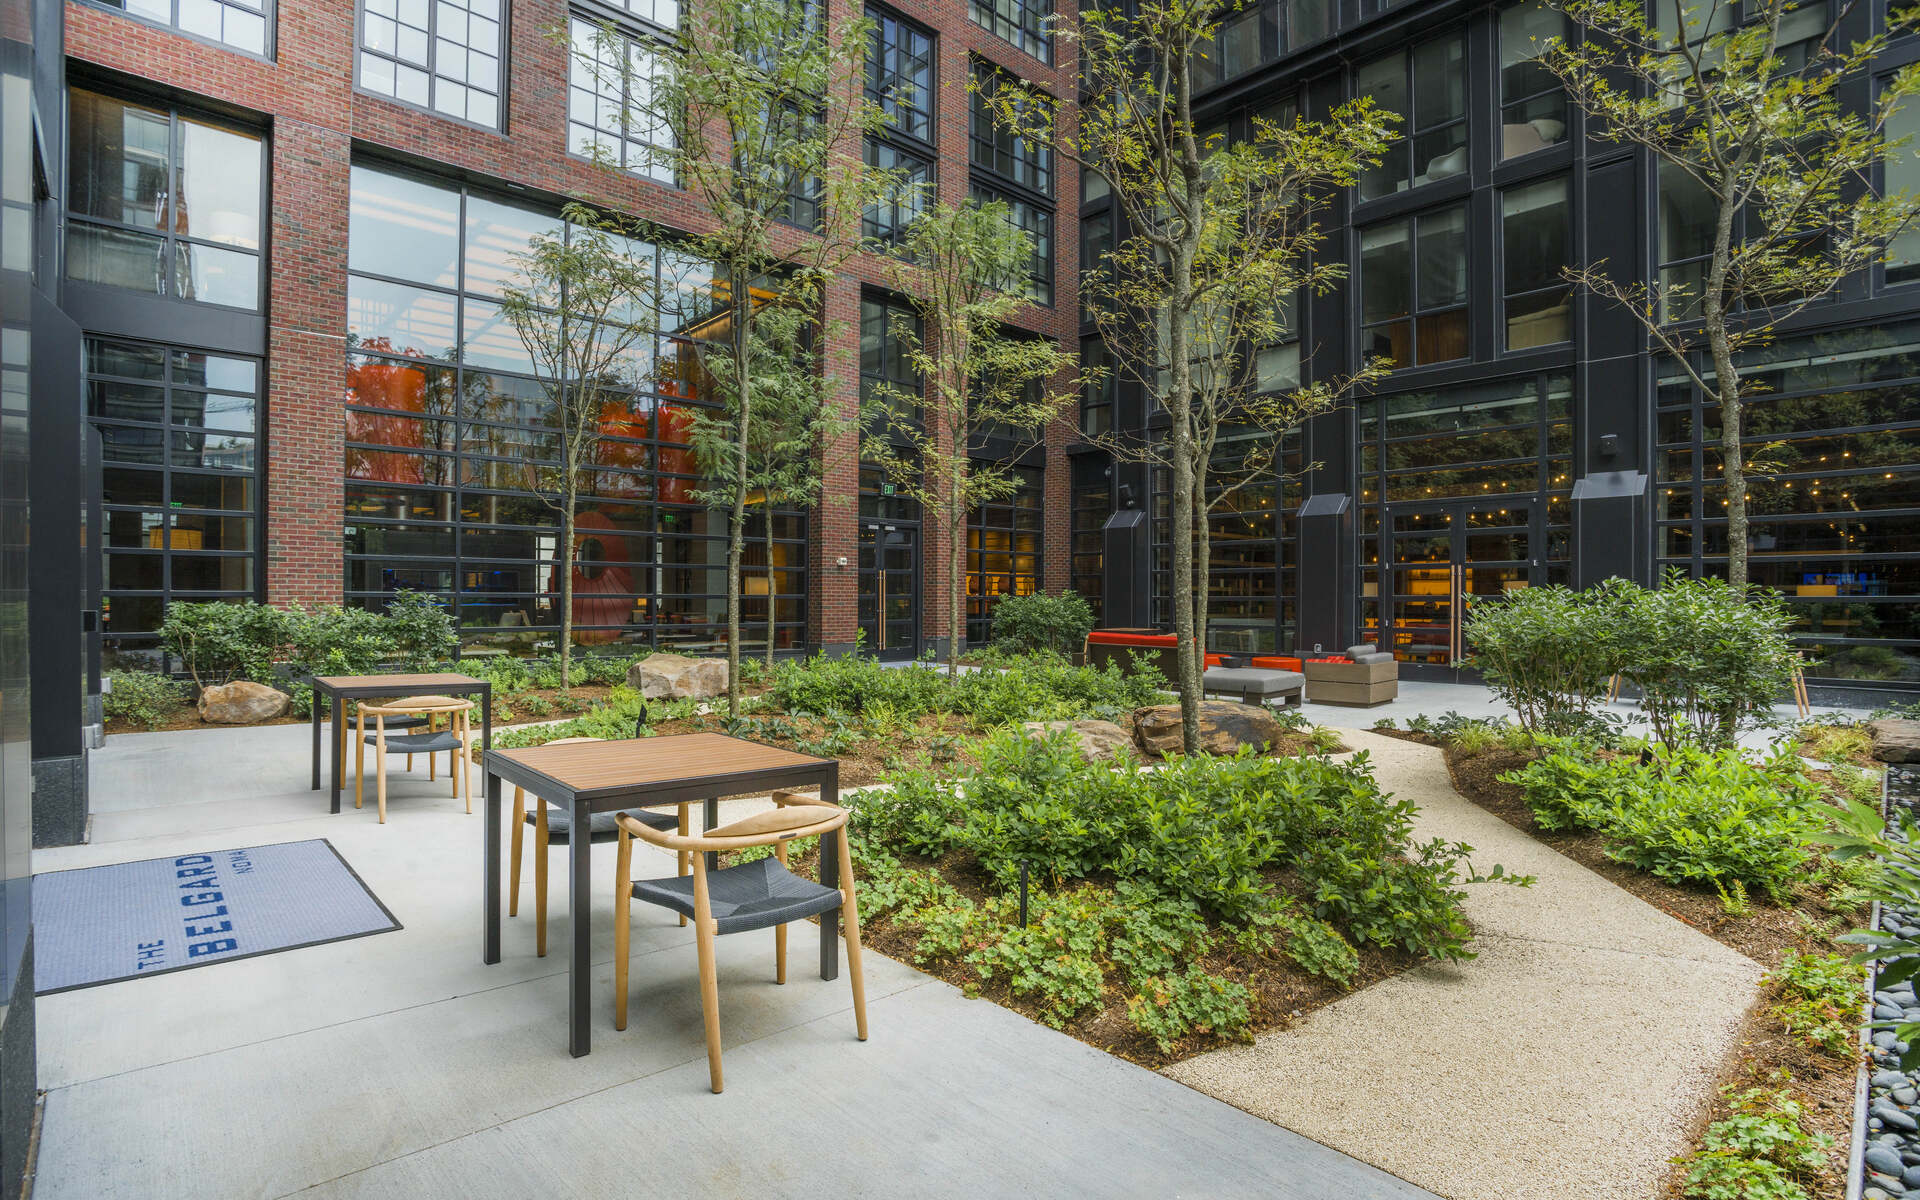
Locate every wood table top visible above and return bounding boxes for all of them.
[313,672,486,691]
[489,733,832,794]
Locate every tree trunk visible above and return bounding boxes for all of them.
[1705,179,1747,590]
[559,500,575,692]
[1168,265,1201,756]
[725,292,751,718]
[1193,456,1210,677]
[948,447,964,678]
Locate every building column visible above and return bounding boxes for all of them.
[810,274,862,655]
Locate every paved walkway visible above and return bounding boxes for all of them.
[35,723,1433,1199]
[1164,729,1763,1200]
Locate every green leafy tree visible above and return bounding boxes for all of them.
[1542,0,1920,588]
[499,203,661,691]
[985,4,1393,751]
[866,201,1077,676]
[570,0,891,715]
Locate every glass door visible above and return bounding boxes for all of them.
[1381,500,1537,677]
[858,521,919,660]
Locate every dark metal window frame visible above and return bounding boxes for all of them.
[970,61,1055,197]
[866,4,937,144]
[79,0,274,59]
[971,181,1055,307]
[969,0,1053,65]
[1357,200,1472,368]
[1354,31,1469,202]
[1499,172,1574,352]
[566,11,677,182]
[355,0,509,133]
[90,334,267,646]
[966,460,1045,644]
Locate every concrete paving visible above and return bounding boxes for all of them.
[1163,729,1764,1200]
[35,722,1435,1200]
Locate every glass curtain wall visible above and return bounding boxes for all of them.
[966,462,1043,644]
[343,162,809,655]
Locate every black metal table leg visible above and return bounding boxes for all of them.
[310,684,322,791]
[484,768,502,966]
[479,682,492,758]
[818,768,840,981]
[569,798,591,1058]
[703,796,719,871]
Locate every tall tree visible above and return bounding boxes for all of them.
[988,2,1393,752]
[866,200,1077,676]
[499,202,661,690]
[571,0,890,714]
[1542,0,1919,588]
[689,294,854,669]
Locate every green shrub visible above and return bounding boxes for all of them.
[1822,799,1920,1069]
[284,603,401,678]
[1501,743,1829,901]
[1464,581,1630,736]
[767,649,1162,729]
[1678,1080,1831,1200]
[381,590,458,670]
[988,591,1096,657]
[880,728,1511,960]
[159,601,288,687]
[1619,572,1800,751]
[103,669,188,729]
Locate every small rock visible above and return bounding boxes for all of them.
[1904,1165,1920,1189]
[1869,717,1920,763]
[1881,1004,1908,1021]
[1870,1146,1907,1176]
[1876,1102,1920,1133]
[1869,1188,1895,1200]
[1876,1071,1909,1089]
[1897,1088,1918,1105]
[1879,1031,1902,1050]
[625,653,728,701]
[1019,719,1137,763]
[1131,700,1291,757]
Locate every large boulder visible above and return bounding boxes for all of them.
[1132,700,1287,758]
[1871,718,1920,764]
[626,653,729,701]
[197,681,290,724]
[1021,719,1136,763]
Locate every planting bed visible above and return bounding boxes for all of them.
[1858,765,1920,1200]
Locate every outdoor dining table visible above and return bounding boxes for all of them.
[309,673,493,813]
[482,733,842,1057]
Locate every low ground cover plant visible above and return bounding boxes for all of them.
[1677,1076,1832,1200]
[102,669,189,730]
[1765,951,1862,1059]
[1499,742,1831,902]
[768,649,1163,727]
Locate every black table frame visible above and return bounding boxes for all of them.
[481,741,841,1058]
[309,676,493,814]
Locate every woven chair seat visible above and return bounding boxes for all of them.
[364,730,464,754]
[630,857,842,936]
[530,805,676,845]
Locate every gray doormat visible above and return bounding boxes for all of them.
[32,839,400,994]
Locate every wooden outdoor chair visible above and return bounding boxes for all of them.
[508,735,691,957]
[355,695,475,823]
[612,793,868,1094]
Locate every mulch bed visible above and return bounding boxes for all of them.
[1373,727,1863,1199]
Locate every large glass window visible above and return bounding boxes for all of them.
[91,338,262,651]
[1657,164,1717,323]
[1502,175,1571,350]
[1080,337,1113,438]
[1356,36,1467,201]
[1886,86,1919,287]
[1070,454,1109,622]
[972,184,1054,306]
[967,462,1044,644]
[860,294,922,420]
[1499,3,1568,160]
[568,16,674,184]
[1080,210,1112,324]
[344,163,806,653]
[863,141,934,246]
[1654,320,1920,683]
[1360,204,1469,367]
[971,64,1054,196]
[100,0,268,53]
[970,0,1051,64]
[1192,0,1333,91]
[66,89,264,311]
[867,6,935,143]
[358,0,502,128]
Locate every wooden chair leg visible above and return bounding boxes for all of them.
[676,805,690,928]
[773,841,789,985]
[450,712,461,801]
[375,715,388,824]
[691,862,723,1094]
[354,708,366,810]
[461,714,473,814]
[614,828,633,1032]
[838,832,868,1042]
[534,803,549,958]
[509,786,525,918]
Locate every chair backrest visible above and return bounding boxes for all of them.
[360,696,475,719]
[617,802,846,852]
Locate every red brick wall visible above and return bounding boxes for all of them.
[64,0,1079,642]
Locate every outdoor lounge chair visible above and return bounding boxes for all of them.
[612,792,868,1093]
[356,696,475,824]
[508,735,690,957]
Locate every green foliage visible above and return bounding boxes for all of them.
[1125,965,1254,1054]
[1235,898,1360,986]
[284,603,404,679]
[1501,743,1829,901]
[1464,582,1629,736]
[382,589,460,670]
[103,669,188,729]
[875,727,1517,960]
[1678,1079,1832,1200]
[1819,799,1920,1069]
[768,651,1163,730]
[988,591,1097,658]
[1621,573,1800,751]
[159,600,289,687]
[1766,952,1861,1059]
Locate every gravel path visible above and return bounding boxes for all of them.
[1163,729,1762,1200]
